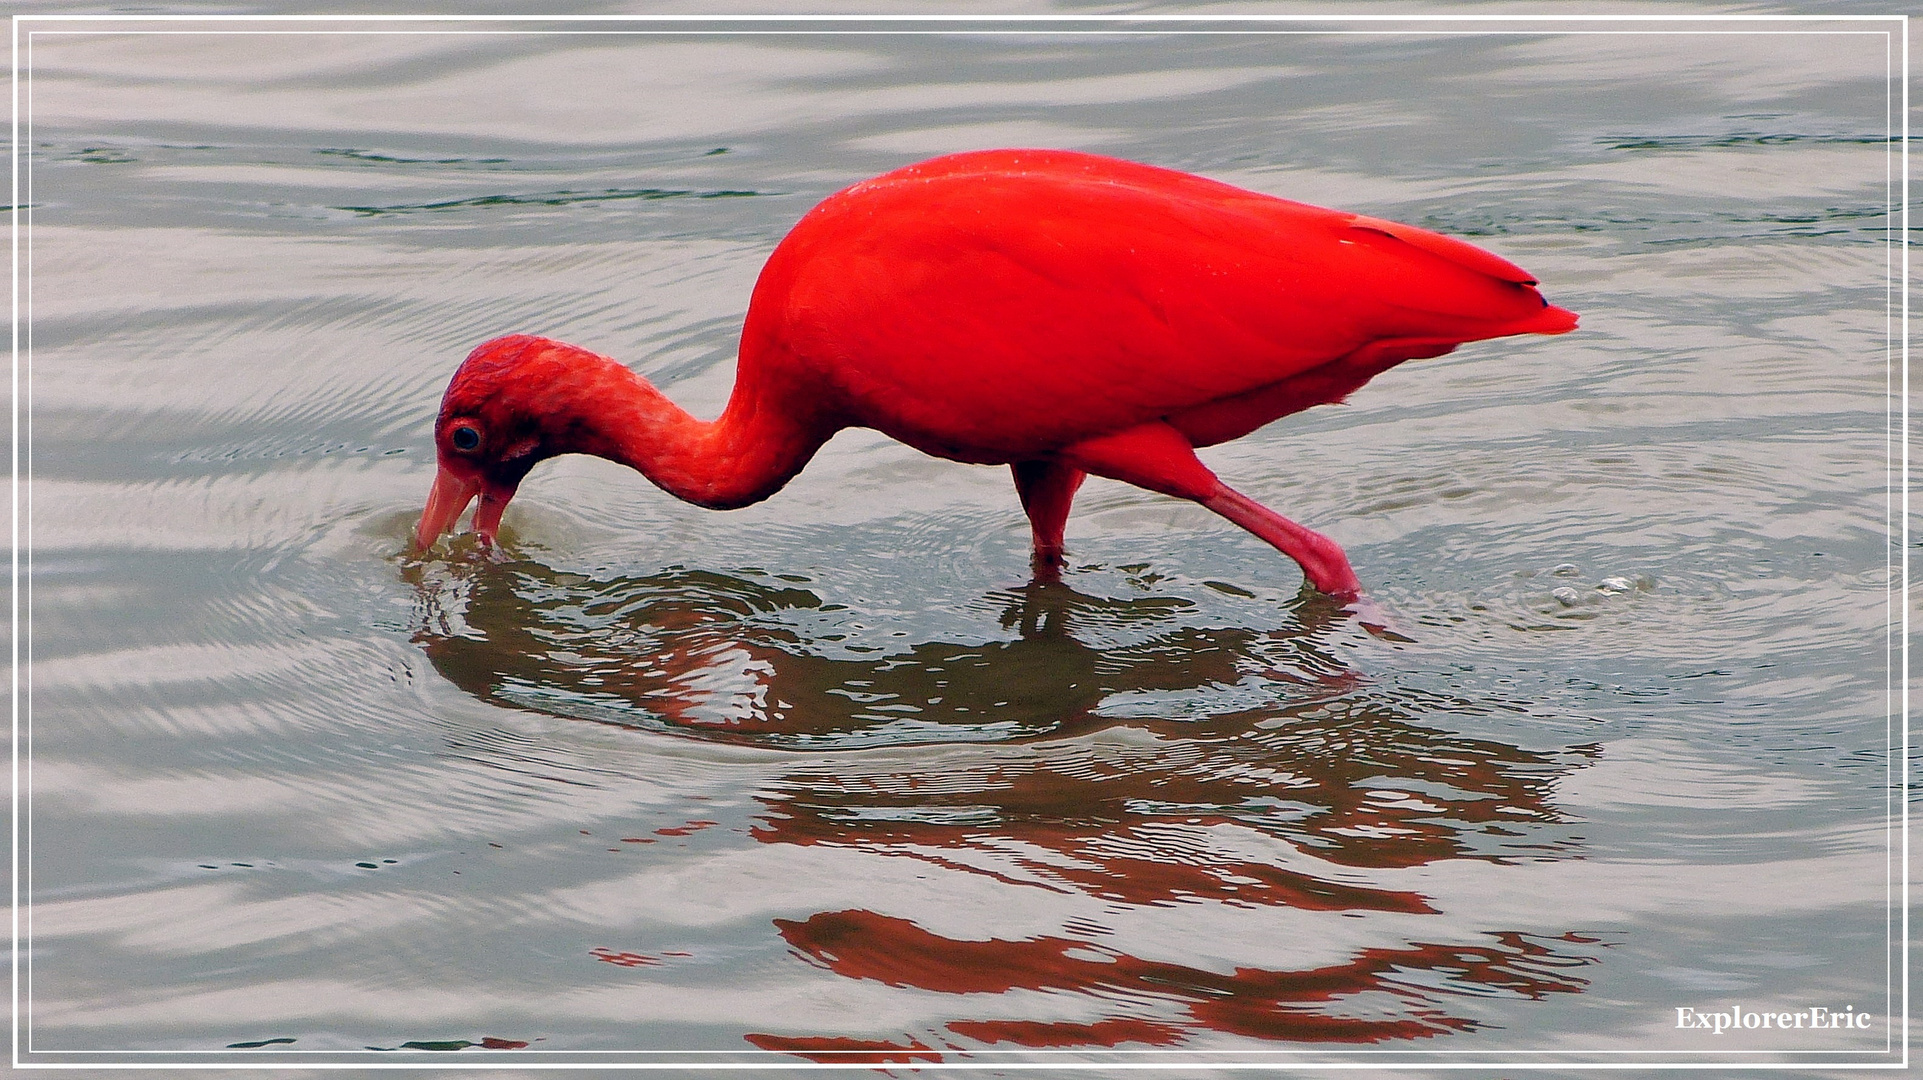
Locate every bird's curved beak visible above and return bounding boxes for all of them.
[415,465,483,550]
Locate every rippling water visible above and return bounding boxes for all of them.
[22,13,1905,1069]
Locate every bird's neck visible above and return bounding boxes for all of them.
[558,354,835,511]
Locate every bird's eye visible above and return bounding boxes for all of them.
[451,425,481,451]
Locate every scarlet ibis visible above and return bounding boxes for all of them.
[416,149,1576,596]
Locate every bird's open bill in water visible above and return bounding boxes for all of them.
[416,149,1577,598]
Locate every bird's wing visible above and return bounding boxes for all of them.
[750,152,1571,459]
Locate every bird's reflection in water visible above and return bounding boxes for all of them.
[407,559,1601,1053]
[410,559,1366,748]
[755,911,1602,1054]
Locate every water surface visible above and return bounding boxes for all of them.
[21,13,1904,1069]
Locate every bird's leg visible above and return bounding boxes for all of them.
[1011,459,1087,578]
[1197,486,1361,597]
[1059,421,1362,598]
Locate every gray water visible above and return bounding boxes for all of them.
[20,13,1906,1071]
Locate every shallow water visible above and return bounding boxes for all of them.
[21,13,1906,1069]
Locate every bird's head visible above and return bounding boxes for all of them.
[415,334,613,550]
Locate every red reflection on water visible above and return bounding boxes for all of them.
[412,568,1360,747]
[654,820,718,836]
[751,701,1576,915]
[945,1017,1184,1048]
[411,566,1599,1051]
[771,909,1594,1046]
[589,947,661,968]
[741,1032,943,1064]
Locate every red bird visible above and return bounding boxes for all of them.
[416,149,1576,596]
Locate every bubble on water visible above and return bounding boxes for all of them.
[1552,563,1581,577]
[1596,576,1634,594]
[1551,586,1581,607]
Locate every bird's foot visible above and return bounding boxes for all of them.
[1027,544,1067,584]
[1340,592,1416,643]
